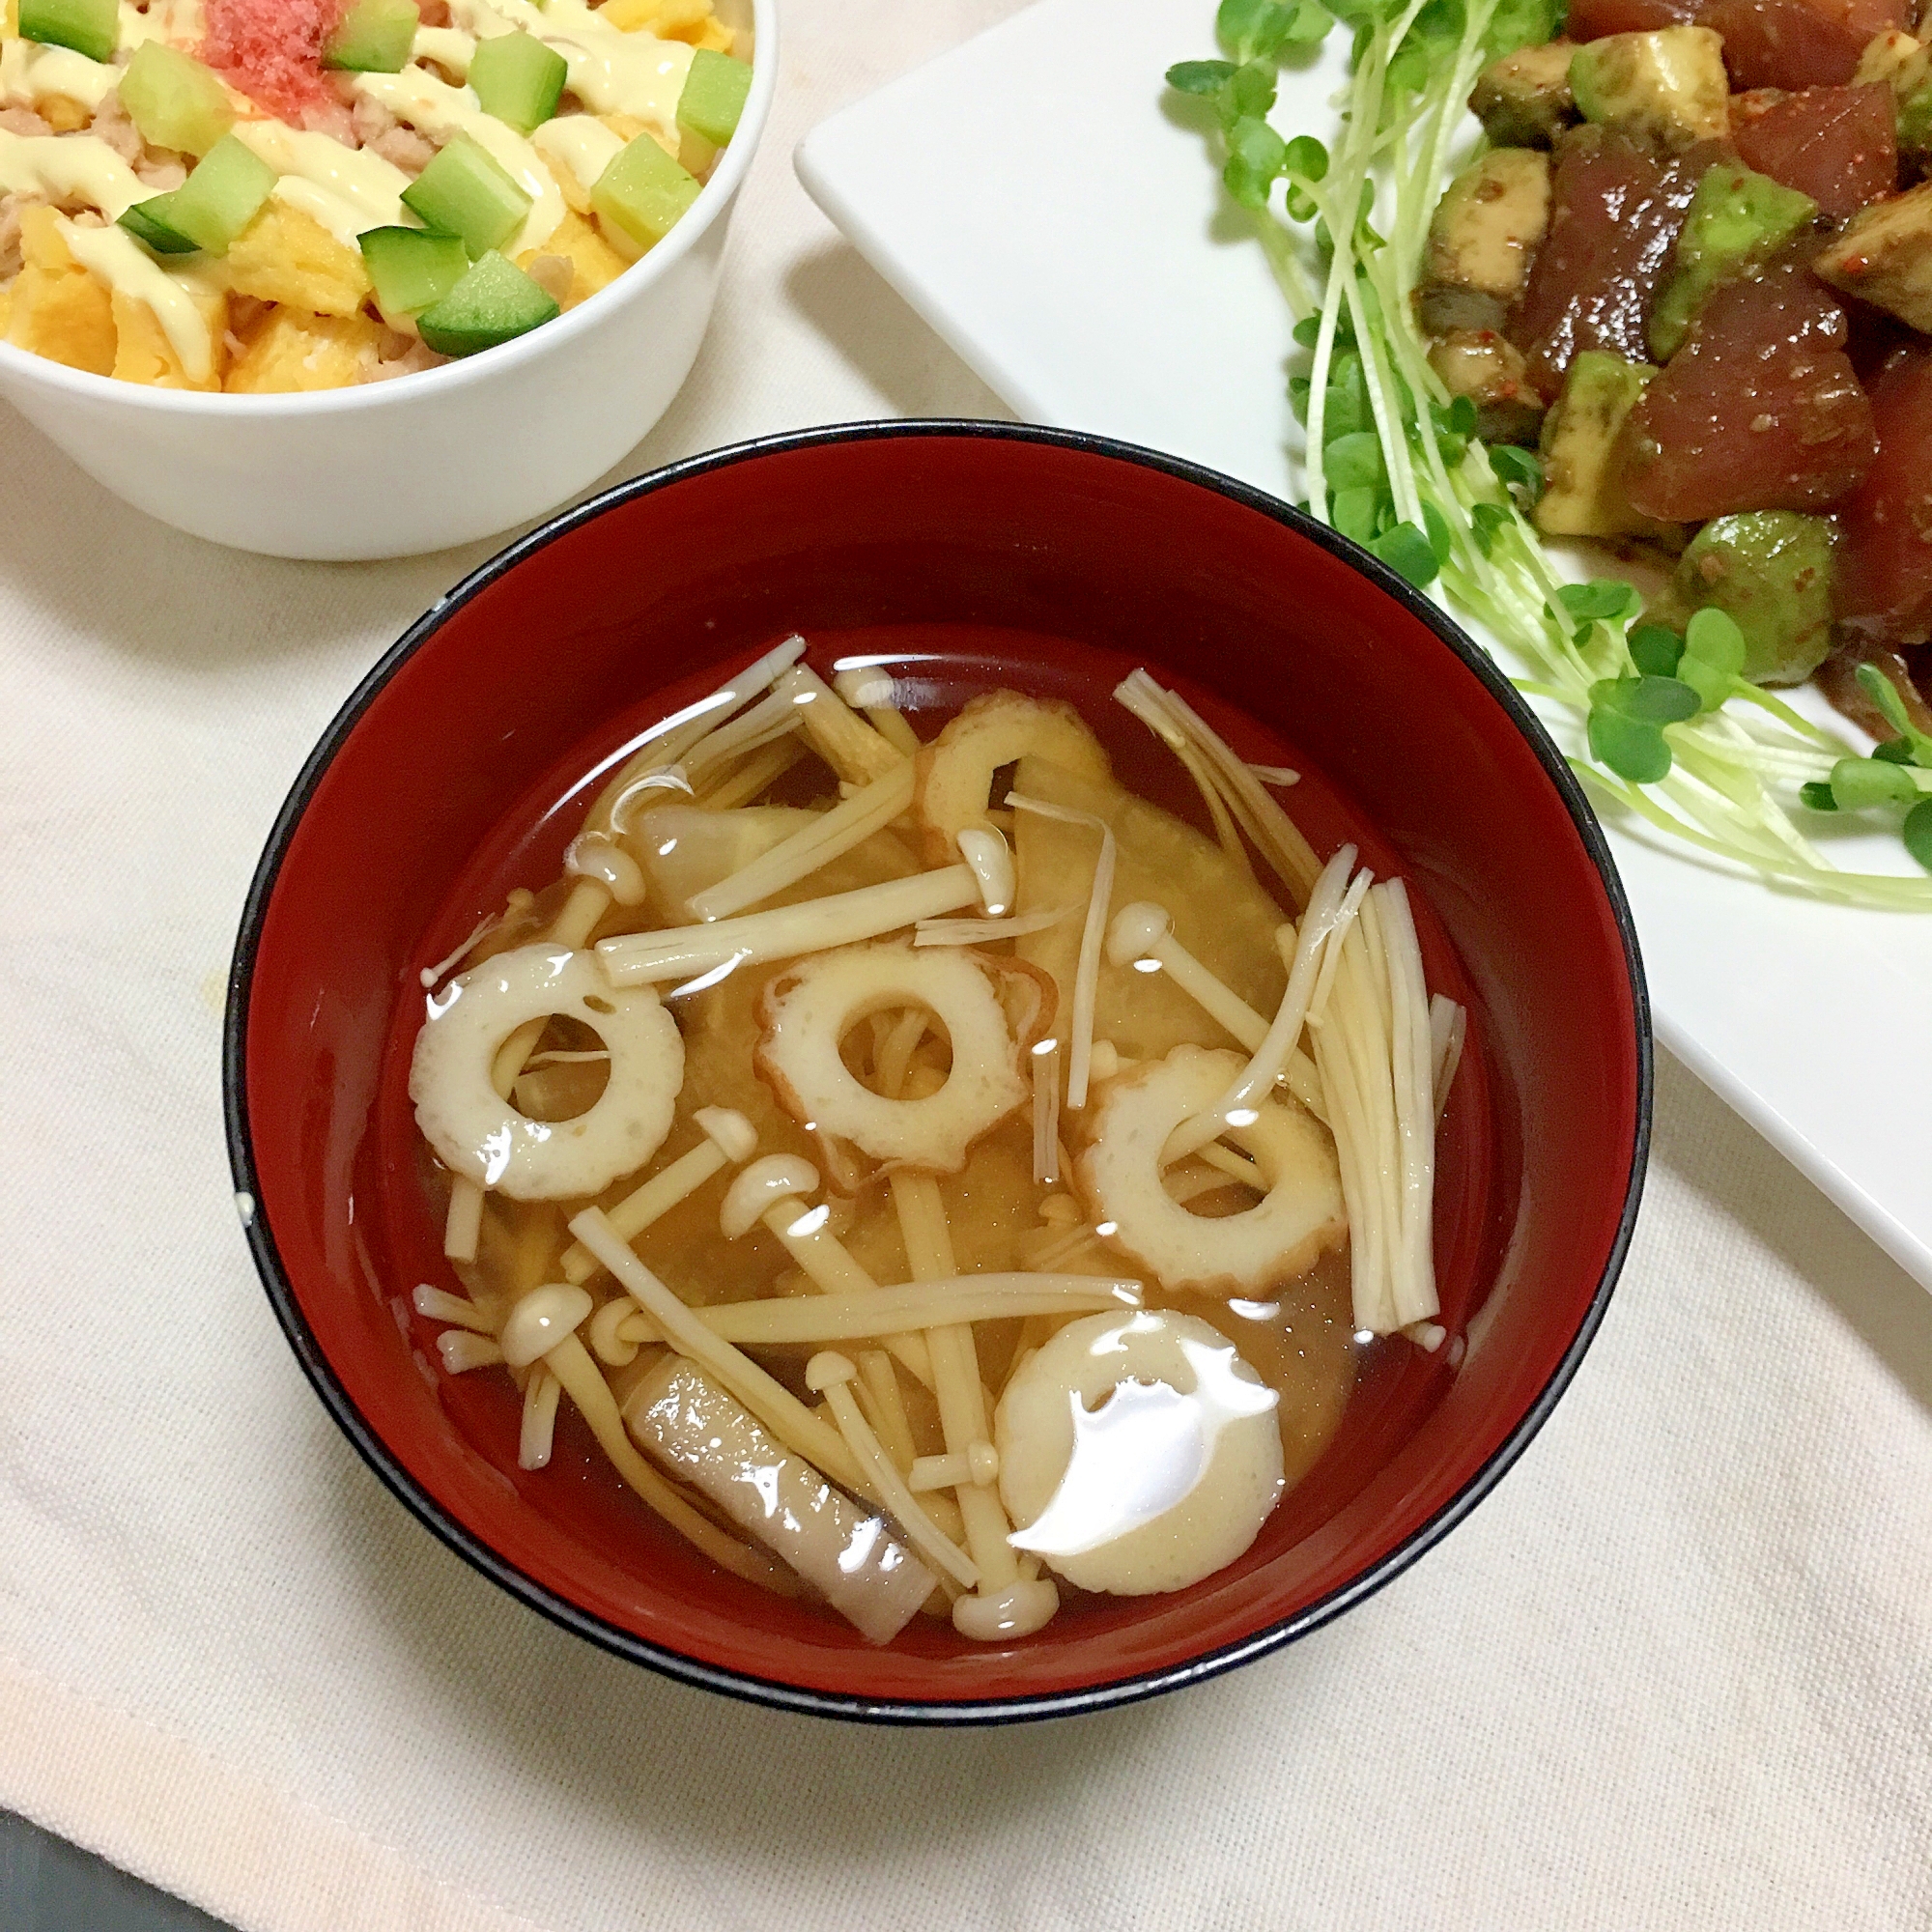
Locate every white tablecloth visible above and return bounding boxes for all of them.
[3,5,1929,1927]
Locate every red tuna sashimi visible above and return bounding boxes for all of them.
[1564,0,1699,36]
[1619,263,1877,522]
[1733,84,1896,218]
[1509,127,1703,402]
[1836,346,1932,642]
[201,0,345,121]
[1700,0,1910,91]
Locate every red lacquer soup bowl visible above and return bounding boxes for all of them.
[225,422,1650,1723]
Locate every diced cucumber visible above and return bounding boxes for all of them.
[401,134,531,257]
[415,250,559,355]
[117,196,201,255]
[468,31,566,135]
[157,133,277,255]
[17,0,117,62]
[591,134,700,252]
[676,47,751,147]
[117,43,235,157]
[322,0,421,73]
[359,224,470,317]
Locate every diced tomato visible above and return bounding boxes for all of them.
[1732,84,1896,219]
[1619,264,1877,522]
[1700,0,1909,91]
[1835,346,1932,642]
[1508,128,1703,402]
[1564,0,1698,35]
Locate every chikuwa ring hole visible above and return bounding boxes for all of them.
[510,1013,612,1122]
[841,1003,954,1098]
[1163,1139,1269,1221]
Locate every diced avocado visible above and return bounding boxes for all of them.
[145,134,276,256]
[1900,82,1932,155]
[1650,162,1817,360]
[415,250,560,356]
[591,134,701,253]
[468,31,567,134]
[1650,513,1836,684]
[1537,350,1669,539]
[1855,28,1924,94]
[401,134,531,257]
[359,224,469,319]
[1468,38,1578,148]
[1568,27,1729,149]
[117,43,235,158]
[1428,328,1545,444]
[677,47,752,148]
[1815,180,1932,332]
[1417,147,1551,335]
[117,198,200,254]
[17,0,116,61]
[322,0,421,73]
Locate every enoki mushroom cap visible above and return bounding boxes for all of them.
[1075,1044,1347,1293]
[409,945,682,1201]
[996,1308,1285,1596]
[1105,900,1173,967]
[693,1105,758,1165]
[753,941,1034,1176]
[721,1154,820,1240]
[500,1283,594,1369]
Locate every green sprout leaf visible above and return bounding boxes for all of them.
[1587,707,1672,783]
[1558,579,1641,625]
[1906,797,1932,871]
[1628,624,1684,678]
[1325,429,1385,490]
[1371,520,1439,586]
[1470,500,1511,557]
[1799,780,1838,812]
[1222,115,1286,207]
[1874,737,1917,764]
[1828,756,1919,811]
[1591,674,1701,726]
[1856,661,1915,739]
[1422,497,1453,566]
[1227,59,1278,117]
[1684,607,1747,677]
[1166,59,1238,93]
[1282,133,1328,180]
[1330,484,1382,546]
[1489,443,1543,504]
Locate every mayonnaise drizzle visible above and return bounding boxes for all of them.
[58,213,213,380]
[529,113,623,198]
[231,119,410,246]
[446,0,693,144]
[0,128,146,218]
[0,38,119,110]
[116,0,206,50]
[352,66,562,253]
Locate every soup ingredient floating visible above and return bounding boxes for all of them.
[1162,0,1932,900]
[0,0,751,391]
[404,639,1466,1647]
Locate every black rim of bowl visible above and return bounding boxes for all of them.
[224,419,1653,1727]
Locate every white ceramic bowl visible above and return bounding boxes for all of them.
[0,0,774,560]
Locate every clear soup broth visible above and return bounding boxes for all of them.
[372,626,1512,1651]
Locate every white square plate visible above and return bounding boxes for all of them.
[796,0,1932,1292]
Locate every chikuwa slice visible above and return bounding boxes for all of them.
[754,939,1050,1175]
[409,944,682,1199]
[1076,1045,1346,1293]
[996,1309,1286,1596]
